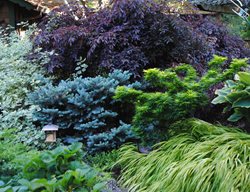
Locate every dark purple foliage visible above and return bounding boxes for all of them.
[182,15,249,62]
[34,0,250,78]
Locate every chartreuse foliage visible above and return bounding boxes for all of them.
[29,70,138,152]
[116,119,250,192]
[0,143,106,192]
[212,71,250,123]
[114,55,248,140]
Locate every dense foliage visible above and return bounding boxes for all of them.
[114,56,248,141]
[1,1,250,190]
[241,16,250,39]
[29,70,138,152]
[212,71,250,124]
[0,26,53,149]
[34,0,250,78]
[182,15,249,61]
[0,129,38,182]
[0,143,106,191]
[117,119,250,192]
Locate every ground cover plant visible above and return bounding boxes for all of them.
[116,119,250,192]
[0,143,106,192]
[0,129,38,183]
[29,70,139,153]
[33,0,250,79]
[114,55,248,142]
[212,71,250,124]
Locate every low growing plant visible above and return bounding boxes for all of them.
[86,149,120,172]
[0,129,38,182]
[116,119,250,192]
[114,55,248,141]
[212,71,250,124]
[0,143,106,192]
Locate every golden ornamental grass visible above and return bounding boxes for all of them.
[116,119,250,192]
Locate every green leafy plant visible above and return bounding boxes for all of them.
[0,25,52,149]
[86,150,120,172]
[212,71,250,123]
[0,143,106,192]
[114,55,248,141]
[116,119,250,192]
[0,129,38,182]
[241,16,250,39]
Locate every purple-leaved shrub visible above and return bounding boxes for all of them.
[34,0,250,78]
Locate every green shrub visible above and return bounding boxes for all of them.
[0,143,106,192]
[29,70,138,152]
[0,26,51,149]
[116,119,250,192]
[114,55,248,142]
[212,71,250,124]
[241,16,250,39]
[0,129,38,182]
[0,26,48,115]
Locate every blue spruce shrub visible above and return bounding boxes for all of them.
[87,122,135,153]
[29,70,137,152]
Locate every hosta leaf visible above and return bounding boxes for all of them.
[40,153,54,164]
[212,96,227,104]
[238,72,250,85]
[68,142,82,153]
[226,91,249,103]
[214,89,231,96]
[232,99,250,108]
[0,186,13,192]
[228,112,243,122]
[225,80,237,87]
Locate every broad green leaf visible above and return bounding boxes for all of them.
[40,152,54,164]
[226,91,249,103]
[232,99,250,108]
[225,80,237,87]
[68,142,82,153]
[214,89,231,96]
[212,96,227,104]
[228,112,243,122]
[0,186,13,192]
[238,72,250,85]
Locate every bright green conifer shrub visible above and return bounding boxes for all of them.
[114,56,248,141]
[116,119,250,192]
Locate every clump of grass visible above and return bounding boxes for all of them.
[116,119,250,192]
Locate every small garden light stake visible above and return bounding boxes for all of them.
[42,124,59,143]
